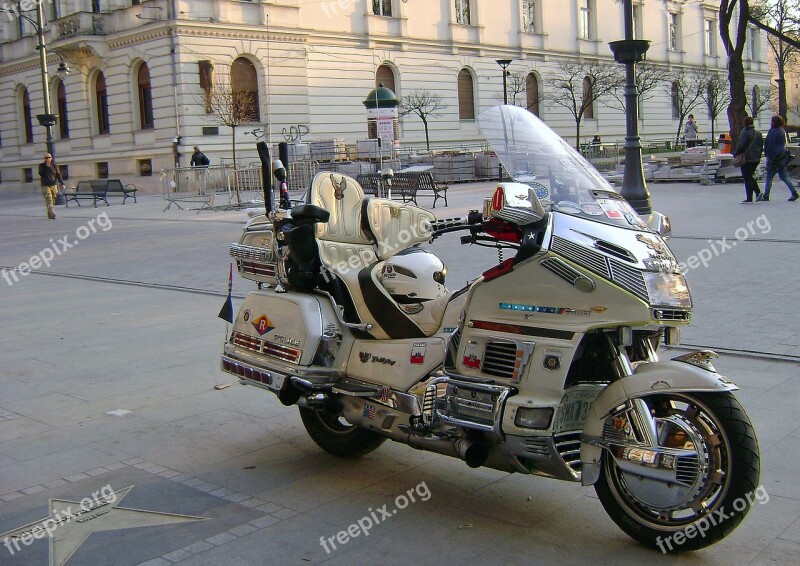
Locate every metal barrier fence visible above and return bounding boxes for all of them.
[161,165,236,212]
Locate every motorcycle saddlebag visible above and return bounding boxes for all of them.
[231,290,333,367]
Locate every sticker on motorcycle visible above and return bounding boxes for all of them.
[596,198,623,219]
[411,342,427,364]
[252,315,275,336]
[580,203,604,216]
[363,403,376,419]
[462,354,481,369]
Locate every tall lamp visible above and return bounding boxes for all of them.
[608,0,652,215]
[496,59,513,105]
[3,3,70,160]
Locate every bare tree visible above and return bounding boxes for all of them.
[399,90,447,151]
[746,83,777,119]
[720,0,753,147]
[702,72,733,146]
[607,62,664,114]
[199,64,259,166]
[545,59,622,148]
[751,0,800,119]
[664,68,708,144]
[505,72,527,106]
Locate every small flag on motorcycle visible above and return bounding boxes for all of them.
[218,263,234,323]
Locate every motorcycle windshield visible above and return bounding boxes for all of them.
[477,105,647,230]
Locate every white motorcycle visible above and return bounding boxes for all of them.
[221,105,759,551]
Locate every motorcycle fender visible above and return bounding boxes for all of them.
[579,360,738,486]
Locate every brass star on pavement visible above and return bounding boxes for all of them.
[0,485,209,566]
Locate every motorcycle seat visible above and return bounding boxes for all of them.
[309,172,441,339]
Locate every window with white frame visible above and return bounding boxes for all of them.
[749,26,760,61]
[631,4,639,39]
[668,12,681,51]
[522,0,536,33]
[704,18,715,56]
[455,0,471,25]
[578,0,592,39]
[373,0,392,17]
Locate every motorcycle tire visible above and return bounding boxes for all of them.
[299,407,387,459]
[594,392,760,552]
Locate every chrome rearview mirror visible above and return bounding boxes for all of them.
[647,211,672,239]
[483,182,546,225]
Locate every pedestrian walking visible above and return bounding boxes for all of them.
[733,117,763,203]
[38,153,65,220]
[684,114,699,148]
[190,146,210,167]
[758,115,799,202]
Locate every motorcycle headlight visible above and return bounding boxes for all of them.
[643,272,692,308]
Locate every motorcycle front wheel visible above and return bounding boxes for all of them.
[595,392,760,552]
[299,407,386,459]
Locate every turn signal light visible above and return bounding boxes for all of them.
[514,407,554,429]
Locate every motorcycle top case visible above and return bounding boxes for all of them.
[230,290,331,367]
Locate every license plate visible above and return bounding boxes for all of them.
[555,388,601,432]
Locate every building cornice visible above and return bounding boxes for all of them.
[175,24,308,44]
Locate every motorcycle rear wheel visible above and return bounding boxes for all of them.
[595,392,760,552]
[299,407,386,459]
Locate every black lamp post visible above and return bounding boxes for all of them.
[3,3,70,161]
[608,0,652,215]
[496,59,513,105]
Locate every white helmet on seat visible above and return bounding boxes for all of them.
[379,248,447,306]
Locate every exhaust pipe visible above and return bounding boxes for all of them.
[454,439,489,468]
[406,435,489,469]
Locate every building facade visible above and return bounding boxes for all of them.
[0,0,772,192]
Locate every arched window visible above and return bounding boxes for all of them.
[376,64,396,94]
[671,81,680,119]
[22,87,33,144]
[231,57,260,123]
[137,62,154,129]
[582,76,594,119]
[526,72,540,116]
[56,79,69,139]
[95,72,110,134]
[457,68,475,120]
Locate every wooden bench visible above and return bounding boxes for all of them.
[65,179,137,207]
[356,171,448,208]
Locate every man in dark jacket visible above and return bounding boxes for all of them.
[190,146,210,167]
[733,117,764,203]
[38,153,65,219]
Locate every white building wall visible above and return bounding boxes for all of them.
[0,0,774,192]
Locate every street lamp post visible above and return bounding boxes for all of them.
[496,59,513,105]
[34,1,58,159]
[608,0,652,215]
[496,59,513,181]
[0,3,69,160]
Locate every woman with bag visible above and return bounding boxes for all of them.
[758,115,799,202]
[733,116,764,203]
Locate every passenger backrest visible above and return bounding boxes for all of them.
[366,199,436,260]
[310,173,377,269]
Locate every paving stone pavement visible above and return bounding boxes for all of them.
[0,179,798,565]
